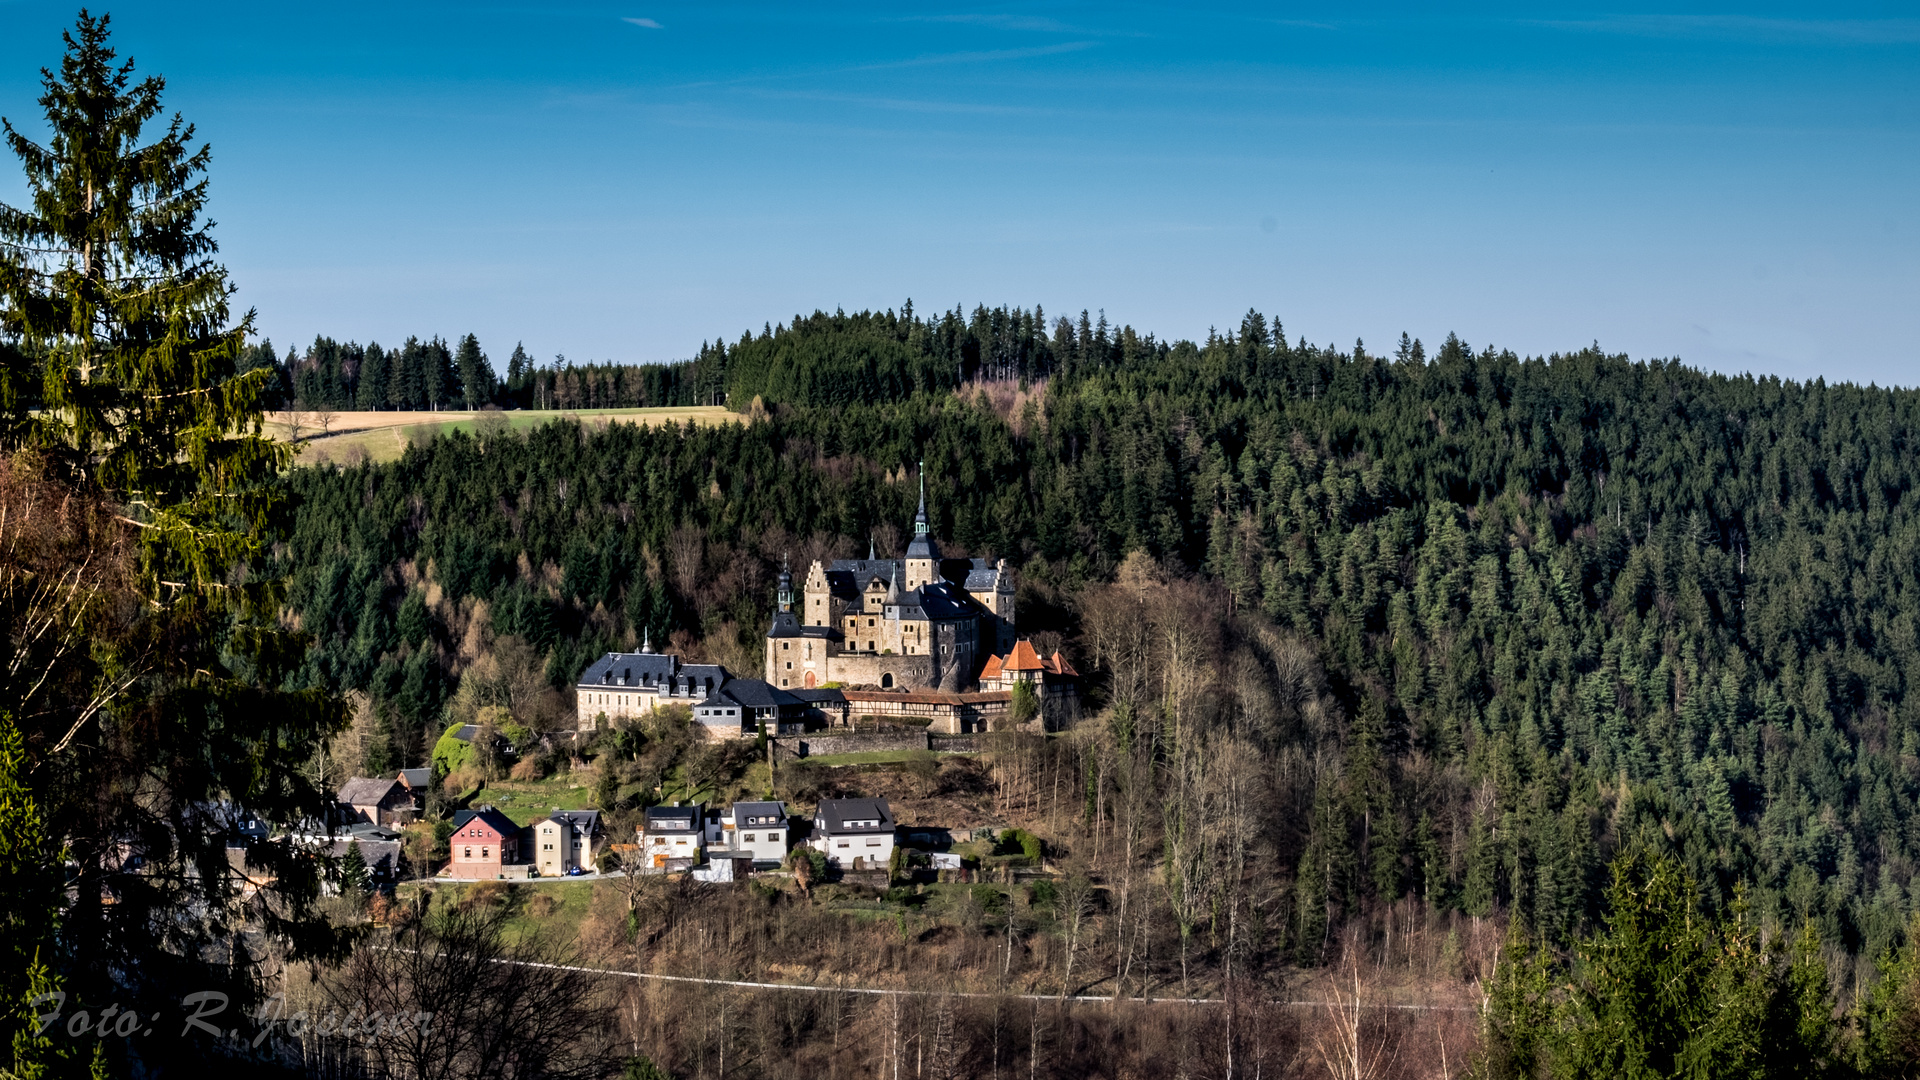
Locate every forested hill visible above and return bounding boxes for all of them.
[282,307,1920,960]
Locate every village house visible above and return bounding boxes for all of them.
[396,767,433,812]
[534,810,602,877]
[706,801,790,866]
[809,797,896,870]
[639,803,706,871]
[447,806,522,880]
[336,775,418,826]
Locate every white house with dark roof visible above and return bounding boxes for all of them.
[809,797,896,870]
[638,803,706,871]
[708,801,790,865]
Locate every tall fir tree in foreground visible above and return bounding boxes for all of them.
[0,11,344,1072]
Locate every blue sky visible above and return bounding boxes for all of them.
[0,3,1915,384]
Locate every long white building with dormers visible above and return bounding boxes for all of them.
[573,639,729,730]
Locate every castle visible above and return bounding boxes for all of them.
[765,471,1016,692]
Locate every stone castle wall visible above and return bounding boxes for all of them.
[824,653,934,691]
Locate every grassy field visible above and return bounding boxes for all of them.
[267,406,739,465]
[394,878,602,947]
[470,774,598,826]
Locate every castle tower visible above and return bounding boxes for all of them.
[777,556,793,613]
[904,461,941,589]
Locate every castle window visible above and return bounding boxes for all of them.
[881,673,894,688]
[785,661,792,669]
[782,642,789,650]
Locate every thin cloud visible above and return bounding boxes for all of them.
[622,17,664,29]
[1528,15,1920,44]
[849,40,1097,72]
[913,13,1080,33]
[899,13,1147,37]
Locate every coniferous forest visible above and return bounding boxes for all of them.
[275,306,1920,1072]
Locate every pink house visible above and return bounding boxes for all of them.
[447,807,521,880]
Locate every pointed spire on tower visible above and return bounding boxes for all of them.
[887,562,902,603]
[641,627,654,653]
[869,536,876,561]
[914,460,929,536]
[777,553,793,613]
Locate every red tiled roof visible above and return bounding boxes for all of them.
[842,690,1012,706]
[1004,639,1045,671]
[980,654,1004,679]
[1045,651,1079,677]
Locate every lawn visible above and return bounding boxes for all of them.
[393,878,602,948]
[269,406,739,465]
[471,774,597,826]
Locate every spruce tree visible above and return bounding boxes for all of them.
[507,340,529,396]
[357,341,388,410]
[455,331,495,409]
[0,14,345,1067]
[339,839,370,896]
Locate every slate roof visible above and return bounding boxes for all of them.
[397,768,432,790]
[731,801,787,828]
[824,560,899,601]
[790,688,848,705]
[963,566,1003,591]
[815,797,895,834]
[644,804,704,834]
[719,679,803,710]
[684,665,728,696]
[547,810,601,835]
[338,776,403,806]
[766,610,808,639]
[577,650,679,688]
[451,807,518,838]
[328,837,401,880]
[904,530,940,561]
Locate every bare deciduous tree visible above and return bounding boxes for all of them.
[322,900,620,1080]
[1309,950,1400,1080]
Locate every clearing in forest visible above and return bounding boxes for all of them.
[269,406,740,465]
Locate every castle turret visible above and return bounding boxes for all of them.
[777,556,793,613]
[905,462,940,589]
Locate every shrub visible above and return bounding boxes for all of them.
[528,892,559,918]
[461,880,510,909]
[433,722,474,775]
[1000,828,1043,862]
[509,758,546,782]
